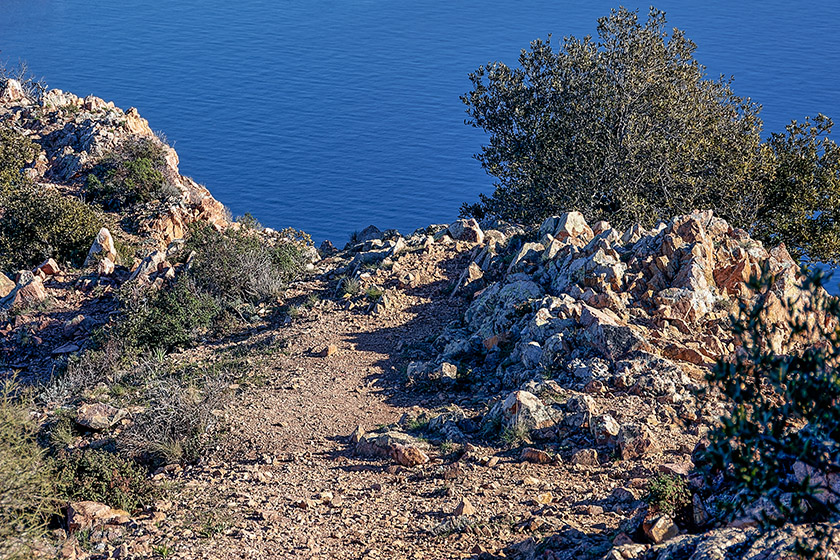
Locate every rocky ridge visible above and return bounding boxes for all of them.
[1,78,838,559]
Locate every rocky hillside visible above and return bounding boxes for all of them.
[1,80,838,560]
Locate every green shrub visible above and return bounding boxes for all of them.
[702,270,840,525]
[462,7,840,263]
[0,183,102,273]
[120,278,220,351]
[185,224,307,307]
[53,448,157,513]
[0,127,36,195]
[0,380,58,557]
[85,137,178,211]
[646,474,691,517]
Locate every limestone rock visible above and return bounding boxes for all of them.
[84,227,117,267]
[454,498,476,516]
[618,423,660,460]
[448,218,484,244]
[488,390,558,434]
[539,212,593,242]
[0,79,25,103]
[67,501,130,533]
[389,444,430,467]
[36,258,61,276]
[571,448,599,467]
[521,447,554,464]
[643,514,679,544]
[0,272,47,311]
[0,272,15,298]
[76,403,126,431]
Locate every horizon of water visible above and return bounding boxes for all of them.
[1,1,839,248]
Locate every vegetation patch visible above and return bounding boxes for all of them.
[85,137,178,211]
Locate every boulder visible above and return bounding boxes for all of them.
[355,430,428,459]
[488,390,558,434]
[448,218,485,243]
[0,272,47,311]
[0,79,25,103]
[66,501,130,533]
[390,444,430,467]
[356,225,383,243]
[0,272,15,298]
[84,227,118,267]
[571,448,599,467]
[36,258,61,276]
[539,212,593,242]
[643,514,679,544]
[128,250,165,282]
[618,423,660,460]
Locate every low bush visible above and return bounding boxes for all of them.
[185,223,308,307]
[85,137,178,211]
[119,278,220,351]
[0,380,58,558]
[121,374,228,466]
[0,182,102,273]
[53,448,157,513]
[646,474,691,518]
[702,270,840,525]
[0,126,36,194]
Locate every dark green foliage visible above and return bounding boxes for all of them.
[184,223,307,307]
[0,127,102,271]
[462,7,840,263]
[85,137,177,211]
[120,278,220,351]
[462,7,764,231]
[0,184,103,271]
[753,115,840,266]
[0,127,36,194]
[53,448,157,513]
[646,474,691,517]
[703,271,840,525]
[0,380,58,556]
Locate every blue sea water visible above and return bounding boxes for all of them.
[1,1,839,246]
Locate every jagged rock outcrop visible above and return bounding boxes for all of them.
[0,79,229,248]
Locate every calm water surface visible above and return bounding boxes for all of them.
[1,1,839,247]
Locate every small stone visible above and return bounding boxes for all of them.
[571,448,599,467]
[454,498,476,516]
[536,492,554,505]
[321,344,338,357]
[36,258,61,275]
[349,425,365,444]
[76,403,126,431]
[521,447,553,464]
[97,257,115,276]
[523,475,541,486]
[643,514,679,544]
[389,444,429,467]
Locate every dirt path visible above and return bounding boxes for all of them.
[124,247,618,560]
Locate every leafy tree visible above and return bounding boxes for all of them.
[462,7,840,263]
[753,115,840,266]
